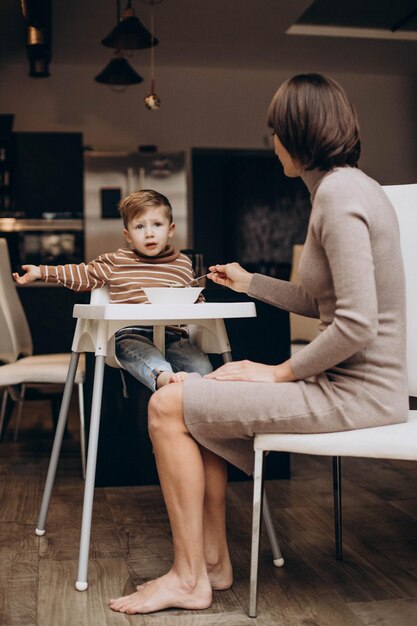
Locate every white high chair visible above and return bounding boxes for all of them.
[34,286,283,591]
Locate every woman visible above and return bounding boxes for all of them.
[109,74,408,614]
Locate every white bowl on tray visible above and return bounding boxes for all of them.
[142,287,203,305]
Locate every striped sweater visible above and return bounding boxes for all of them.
[39,246,196,304]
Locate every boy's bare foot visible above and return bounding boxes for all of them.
[156,371,172,388]
[169,371,190,383]
[156,371,190,388]
[109,570,212,614]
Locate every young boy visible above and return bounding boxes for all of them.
[13,189,212,391]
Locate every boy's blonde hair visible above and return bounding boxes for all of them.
[118,189,173,228]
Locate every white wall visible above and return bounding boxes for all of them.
[1,62,416,185]
[1,62,416,256]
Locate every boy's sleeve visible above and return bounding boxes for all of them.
[39,254,113,291]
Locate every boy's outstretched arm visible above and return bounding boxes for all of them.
[13,265,42,285]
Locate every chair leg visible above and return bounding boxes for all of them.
[249,449,265,618]
[332,456,343,561]
[76,355,105,591]
[262,489,284,567]
[13,384,26,442]
[36,352,80,537]
[0,388,9,440]
[77,383,86,480]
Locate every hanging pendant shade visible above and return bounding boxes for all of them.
[102,15,159,50]
[94,56,143,85]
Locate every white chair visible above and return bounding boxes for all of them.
[249,183,417,617]
[289,244,320,356]
[0,239,86,477]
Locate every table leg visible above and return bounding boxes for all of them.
[36,351,80,536]
[75,355,105,591]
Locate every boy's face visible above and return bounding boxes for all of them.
[124,206,175,257]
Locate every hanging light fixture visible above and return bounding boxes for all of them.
[95,1,162,90]
[102,1,159,50]
[94,50,143,86]
[144,1,161,109]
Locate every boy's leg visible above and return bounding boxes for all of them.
[165,338,213,377]
[116,330,173,392]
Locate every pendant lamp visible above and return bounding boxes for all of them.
[94,52,143,86]
[102,1,158,50]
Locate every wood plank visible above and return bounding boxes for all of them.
[37,559,132,626]
[0,523,38,626]
[349,598,417,626]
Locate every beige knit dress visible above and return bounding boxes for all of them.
[183,167,409,474]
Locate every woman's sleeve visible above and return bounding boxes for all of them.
[248,274,320,318]
[290,199,378,380]
[39,254,112,291]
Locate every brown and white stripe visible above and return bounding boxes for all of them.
[40,248,195,303]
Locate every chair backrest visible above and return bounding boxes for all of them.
[0,239,33,363]
[90,284,110,304]
[88,284,230,357]
[383,184,417,396]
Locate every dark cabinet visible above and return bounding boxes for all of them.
[17,285,88,355]
[0,115,13,214]
[11,132,83,219]
[0,131,84,272]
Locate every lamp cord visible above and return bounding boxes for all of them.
[150,12,155,92]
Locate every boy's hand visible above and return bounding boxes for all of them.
[12,265,42,285]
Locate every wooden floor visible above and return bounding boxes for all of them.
[1,394,417,626]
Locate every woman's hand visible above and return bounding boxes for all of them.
[12,265,41,285]
[204,359,297,383]
[207,262,253,293]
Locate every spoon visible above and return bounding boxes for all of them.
[170,271,216,288]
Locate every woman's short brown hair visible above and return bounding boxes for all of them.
[118,189,173,228]
[267,73,361,171]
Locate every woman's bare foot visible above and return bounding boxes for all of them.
[135,561,233,593]
[207,561,233,591]
[156,371,190,388]
[109,570,212,614]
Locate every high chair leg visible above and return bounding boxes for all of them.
[76,355,105,590]
[263,489,284,567]
[36,352,81,536]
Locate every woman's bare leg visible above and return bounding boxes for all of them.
[109,383,212,614]
[199,446,233,590]
[135,447,233,592]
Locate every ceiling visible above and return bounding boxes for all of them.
[1,0,417,76]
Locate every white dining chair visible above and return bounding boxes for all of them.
[0,239,86,477]
[248,183,417,617]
